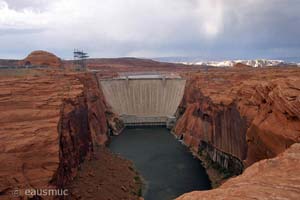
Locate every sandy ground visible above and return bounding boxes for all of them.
[66,147,143,200]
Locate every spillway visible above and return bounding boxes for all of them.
[99,73,186,127]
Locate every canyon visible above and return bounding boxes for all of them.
[0,51,300,199]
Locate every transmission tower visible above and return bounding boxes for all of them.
[73,49,89,71]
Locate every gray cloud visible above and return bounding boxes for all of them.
[0,28,45,36]
[4,0,51,10]
[0,0,300,60]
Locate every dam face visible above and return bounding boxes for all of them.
[100,73,186,126]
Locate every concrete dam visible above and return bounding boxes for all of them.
[100,73,186,127]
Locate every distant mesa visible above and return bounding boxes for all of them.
[20,50,62,67]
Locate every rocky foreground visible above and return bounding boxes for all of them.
[176,143,300,200]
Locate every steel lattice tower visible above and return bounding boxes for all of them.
[73,49,89,70]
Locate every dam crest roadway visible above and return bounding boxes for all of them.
[99,72,186,127]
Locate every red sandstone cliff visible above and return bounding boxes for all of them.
[174,67,300,171]
[0,71,122,199]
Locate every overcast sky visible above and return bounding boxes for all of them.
[0,0,300,60]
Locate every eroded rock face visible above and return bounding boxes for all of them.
[176,143,300,200]
[20,50,62,67]
[174,67,300,169]
[0,71,118,199]
[85,73,124,137]
[240,78,300,165]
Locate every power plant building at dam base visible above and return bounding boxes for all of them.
[99,73,186,127]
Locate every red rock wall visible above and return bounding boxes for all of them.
[54,95,93,188]
[54,73,124,189]
[174,80,247,172]
[239,79,300,166]
[174,69,300,170]
[0,72,123,199]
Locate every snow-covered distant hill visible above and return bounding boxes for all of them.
[181,59,293,67]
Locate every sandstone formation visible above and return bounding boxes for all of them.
[0,70,121,199]
[20,51,62,68]
[174,67,300,172]
[176,143,300,200]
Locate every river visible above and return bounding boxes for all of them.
[110,127,211,200]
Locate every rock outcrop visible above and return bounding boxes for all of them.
[176,143,300,200]
[20,51,62,68]
[174,67,300,171]
[0,71,120,199]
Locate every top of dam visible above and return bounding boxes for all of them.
[103,72,184,80]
